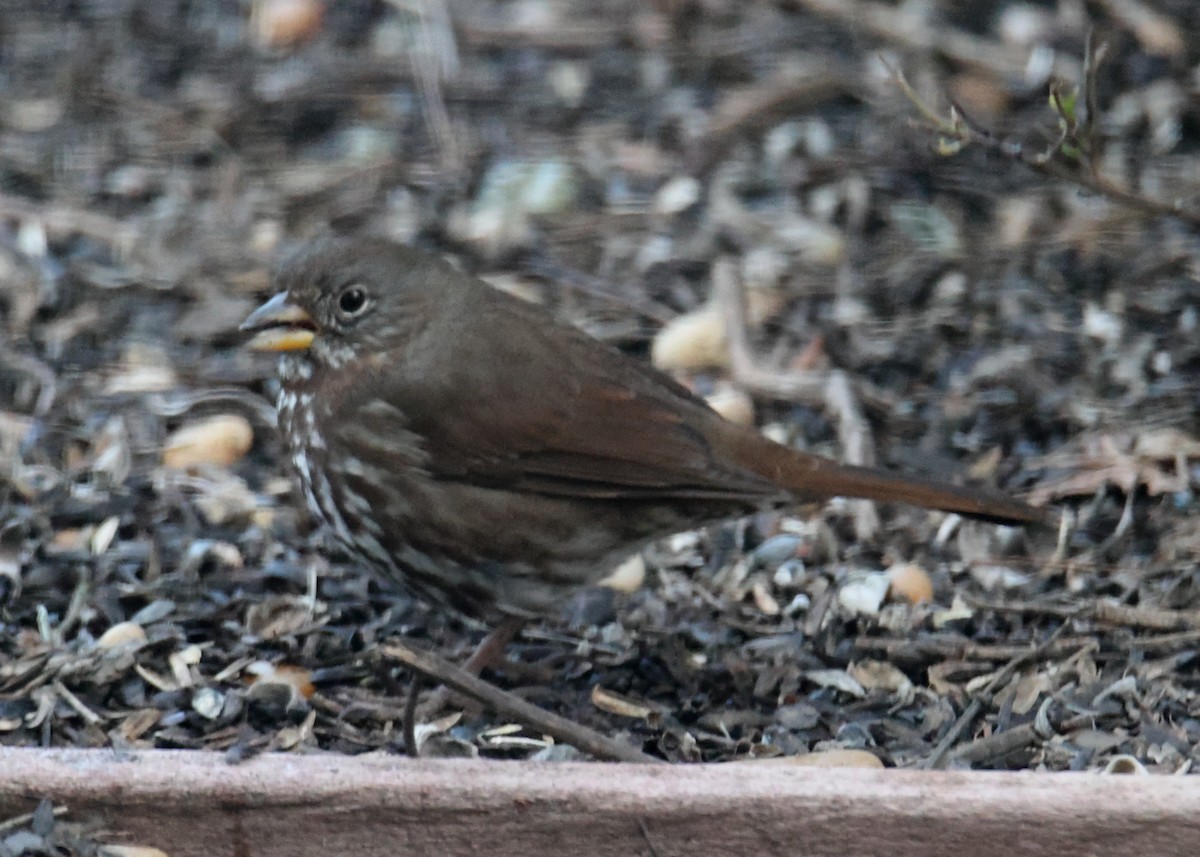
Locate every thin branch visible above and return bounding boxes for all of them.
[380,641,664,764]
[968,596,1200,632]
[890,60,1200,229]
[0,804,69,835]
[854,634,1095,662]
[923,622,1073,770]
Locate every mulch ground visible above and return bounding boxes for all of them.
[3,8,1200,845]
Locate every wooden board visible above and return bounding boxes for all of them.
[0,748,1197,856]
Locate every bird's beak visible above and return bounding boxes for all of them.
[240,293,316,352]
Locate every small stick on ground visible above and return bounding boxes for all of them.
[0,803,68,835]
[414,616,525,721]
[889,41,1200,229]
[923,622,1073,769]
[853,634,1094,663]
[953,711,1096,766]
[380,641,664,765]
[969,596,1200,632]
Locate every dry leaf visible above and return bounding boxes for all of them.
[114,708,162,742]
[652,175,701,215]
[804,669,866,698]
[90,516,120,555]
[848,660,914,701]
[1007,670,1052,716]
[1028,430,1199,505]
[190,473,258,525]
[245,596,316,640]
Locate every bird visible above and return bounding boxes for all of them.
[240,237,1042,622]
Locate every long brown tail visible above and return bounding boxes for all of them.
[724,427,1045,525]
[785,456,1044,524]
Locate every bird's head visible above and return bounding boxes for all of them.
[240,238,448,371]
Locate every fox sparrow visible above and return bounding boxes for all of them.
[241,238,1041,620]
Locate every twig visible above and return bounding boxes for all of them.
[949,716,1036,765]
[52,680,103,726]
[51,570,91,646]
[952,711,1095,766]
[1097,490,1136,553]
[923,697,983,770]
[456,17,618,52]
[711,256,825,404]
[889,54,1200,228]
[0,804,69,835]
[403,672,425,759]
[380,641,664,764]
[854,634,1094,662]
[923,622,1071,769]
[1120,629,1200,650]
[414,616,525,720]
[1092,600,1200,631]
[823,369,881,540]
[969,596,1200,632]
[1081,30,1106,146]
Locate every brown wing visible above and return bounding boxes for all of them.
[362,280,781,502]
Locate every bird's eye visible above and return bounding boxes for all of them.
[337,285,369,317]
